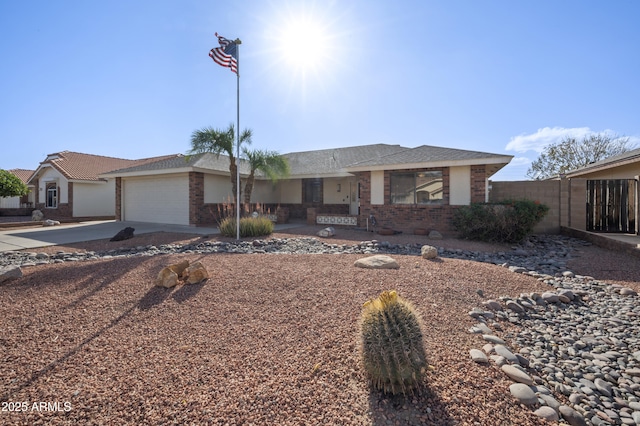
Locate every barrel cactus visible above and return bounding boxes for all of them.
[359,290,427,395]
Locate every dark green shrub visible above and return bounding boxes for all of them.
[452,199,549,243]
[360,290,427,395]
[218,216,274,238]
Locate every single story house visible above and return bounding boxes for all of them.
[26,151,179,220]
[0,169,35,213]
[103,143,512,232]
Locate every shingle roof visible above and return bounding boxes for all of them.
[346,145,511,168]
[31,151,179,182]
[283,144,408,176]
[565,147,640,177]
[8,169,35,184]
[103,152,253,176]
[99,143,512,178]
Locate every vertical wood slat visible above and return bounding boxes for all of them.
[586,179,636,233]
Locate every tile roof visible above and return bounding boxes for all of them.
[32,151,179,182]
[8,169,35,184]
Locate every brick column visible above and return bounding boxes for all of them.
[189,172,205,225]
[115,177,122,220]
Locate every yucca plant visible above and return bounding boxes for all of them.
[359,290,427,395]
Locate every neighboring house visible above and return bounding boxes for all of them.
[103,143,512,232]
[564,147,640,234]
[0,169,35,211]
[26,151,178,220]
[490,147,640,235]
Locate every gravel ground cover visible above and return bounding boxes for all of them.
[1,225,639,425]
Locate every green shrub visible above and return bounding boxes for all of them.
[452,199,549,243]
[359,290,427,395]
[218,216,274,238]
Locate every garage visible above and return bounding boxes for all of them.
[122,174,189,225]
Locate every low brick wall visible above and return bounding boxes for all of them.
[0,208,32,216]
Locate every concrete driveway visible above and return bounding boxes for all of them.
[0,220,219,252]
[0,220,307,252]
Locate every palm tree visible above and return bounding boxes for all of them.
[189,124,252,204]
[242,149,290,205]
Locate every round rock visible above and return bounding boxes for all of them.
[509,383,537,405]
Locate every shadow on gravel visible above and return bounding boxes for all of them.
[0,257,172,401]
[171,280,207,304]
[138,286,173,310]
[368,385,453,425]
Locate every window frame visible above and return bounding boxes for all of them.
[390,170,443,205]
[46,183,58,208]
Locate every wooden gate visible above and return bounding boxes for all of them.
[586,179,637,233]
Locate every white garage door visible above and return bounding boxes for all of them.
[123,175,189,225]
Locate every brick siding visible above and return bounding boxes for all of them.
[356,168,464,233]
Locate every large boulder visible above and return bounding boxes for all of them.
[316,227,335,238]
[156,267,179,288]
[31,210,44,221]
[354,255,400,269]
[184,261,209,284]
[168,260,190,276]
[421,245,438,259]
[0,265,22,285]
[110,227,135,242]
[428,230,443,240]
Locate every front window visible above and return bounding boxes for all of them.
[46,183,58,208]
[303,178,322,203]
[390,171,443,204]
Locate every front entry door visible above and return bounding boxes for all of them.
[349,182,359,215]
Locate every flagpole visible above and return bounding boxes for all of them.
[235,38,242,240]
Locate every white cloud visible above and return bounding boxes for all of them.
[506,127,593,153]
[628,135,640,148]
[508,156,531,166]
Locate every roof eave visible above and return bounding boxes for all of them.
[100,167,195,178]
[566,155,640,178]
[344,156,513,172]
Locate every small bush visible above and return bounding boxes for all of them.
[218,216,274,238]
[452,199,549,243]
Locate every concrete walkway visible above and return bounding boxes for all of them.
[0,220,305,252]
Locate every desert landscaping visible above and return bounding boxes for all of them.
[1,225,640,425]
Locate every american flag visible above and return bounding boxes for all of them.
[209,33,238,74]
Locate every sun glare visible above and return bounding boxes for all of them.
[257,2,358,104]
[279,18,328,71]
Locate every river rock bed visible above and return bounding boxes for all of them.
[0,234,585,273]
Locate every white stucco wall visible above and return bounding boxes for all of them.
[249,180,280,203]
[278,179,302,203]
[204,174,235,203]
[371,171,384,205]
[323,177,353,204]
[449,166,471,205]
[37,167,68,204]
[73,180,116,216]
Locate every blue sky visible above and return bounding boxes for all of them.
[1,0,639,180]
